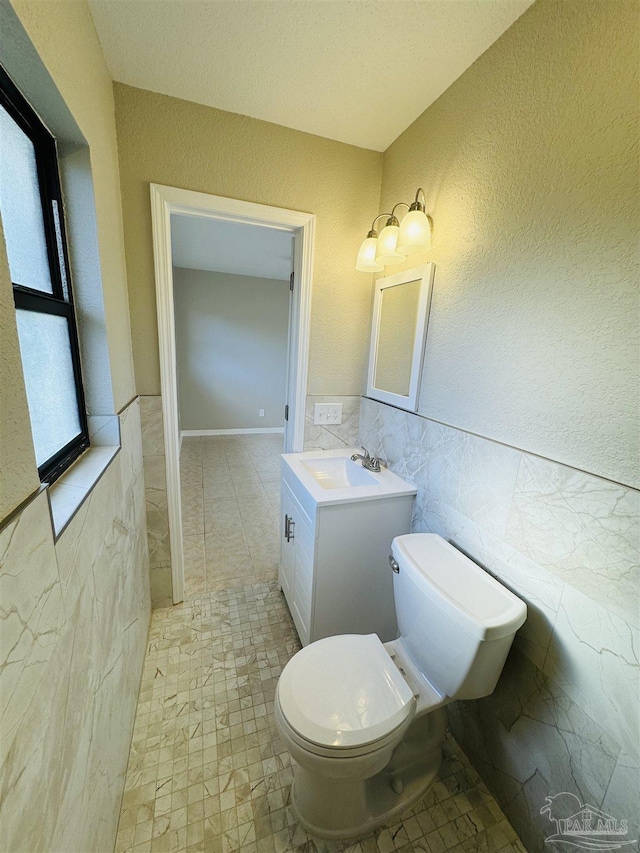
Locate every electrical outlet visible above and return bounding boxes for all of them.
[314,403,343,425]
[259,409,265,417]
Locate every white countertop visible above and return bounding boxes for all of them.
[281,447,417,507]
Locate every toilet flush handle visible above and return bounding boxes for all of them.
[389,555,400,573]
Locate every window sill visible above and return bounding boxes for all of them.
[47,445,119,539]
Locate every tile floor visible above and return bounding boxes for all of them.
[179,435,283,597]
[115,584,524,853]
[115,435,526,852]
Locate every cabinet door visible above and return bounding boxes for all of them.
[291,546,313,646]
[280,487,296,604]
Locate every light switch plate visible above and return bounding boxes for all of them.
[314,402,343,425]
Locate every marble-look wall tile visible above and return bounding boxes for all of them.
[143,456,171,569]
[119,399,144,488]
[88,413,120,447]
[360,396,429,487]
[359,396,640,851]
[303,395,361,451]
[1,595,76,851]
[48,479,97,534]
[143,447,167,494]
[505,453,639,629]
[361,398,521,539]
[0,492,64,762]
[361,397,563,671]
[139,394,165,456]
[419,495,564,671]
[601,750,640,841]
[448,649,623,853]
[0,397,150,853]
[140,395,173,608]
[149,564,173,610]
[545,584,639,761]
[427,421,521,538]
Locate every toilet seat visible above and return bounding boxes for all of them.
[275,692,414,760]
[277,634,415,752]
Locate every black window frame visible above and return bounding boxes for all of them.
[0,64,89,485]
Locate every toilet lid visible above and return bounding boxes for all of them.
[277,634,415,749]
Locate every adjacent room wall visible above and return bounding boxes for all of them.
[113,83,383,399]
[360,0,639,849]
[174,268,290,431]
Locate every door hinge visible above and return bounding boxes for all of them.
[284,404,289,421]
[289,272,294,291]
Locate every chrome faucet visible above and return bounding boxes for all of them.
[350,446,381,472]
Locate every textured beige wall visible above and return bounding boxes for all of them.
[0,219,39,518]
[380,0,639,488]
[113,83,383,397]
[11,0,136,413]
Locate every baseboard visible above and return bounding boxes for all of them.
[181,427,285,437]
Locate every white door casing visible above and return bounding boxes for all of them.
[150,183,315,604]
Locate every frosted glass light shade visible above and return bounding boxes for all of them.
[397,209,431,255]
[356,236,383,272]
[375,224,403,266]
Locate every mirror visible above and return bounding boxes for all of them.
[366,264,434,411]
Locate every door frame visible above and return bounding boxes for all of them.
[150,183,315,604]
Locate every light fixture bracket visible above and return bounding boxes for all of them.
[409,187,427,213]
[370,213,392,233]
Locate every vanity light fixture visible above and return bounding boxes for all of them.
[356,188,432,272]
[375,214,404,266]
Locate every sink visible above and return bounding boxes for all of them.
[282,448,417,509]
[301,456,378,490]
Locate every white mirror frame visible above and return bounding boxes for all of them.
[366,263,435,412]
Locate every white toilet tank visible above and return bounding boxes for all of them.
[391,534,526,701]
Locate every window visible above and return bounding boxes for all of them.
[0,64,88,484]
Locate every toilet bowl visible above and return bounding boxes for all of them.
[274,533,527,839]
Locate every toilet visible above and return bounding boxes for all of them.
[274,533,527,839]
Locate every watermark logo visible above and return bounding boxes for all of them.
[541,792,637,850]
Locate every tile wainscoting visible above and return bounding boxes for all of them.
[359,396,639,852]
[143,394,361,608]
[304,395,361,451]
[0,398,150,853]
[140,396,173,608]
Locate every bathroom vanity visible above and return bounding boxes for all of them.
[280,449,417,645]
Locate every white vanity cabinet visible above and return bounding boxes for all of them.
[279,450,417,646]
[280,480,316,643]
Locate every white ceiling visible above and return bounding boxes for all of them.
[89,0,533,152]
[171,215,293,280]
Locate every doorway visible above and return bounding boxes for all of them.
[150,184,315,603]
